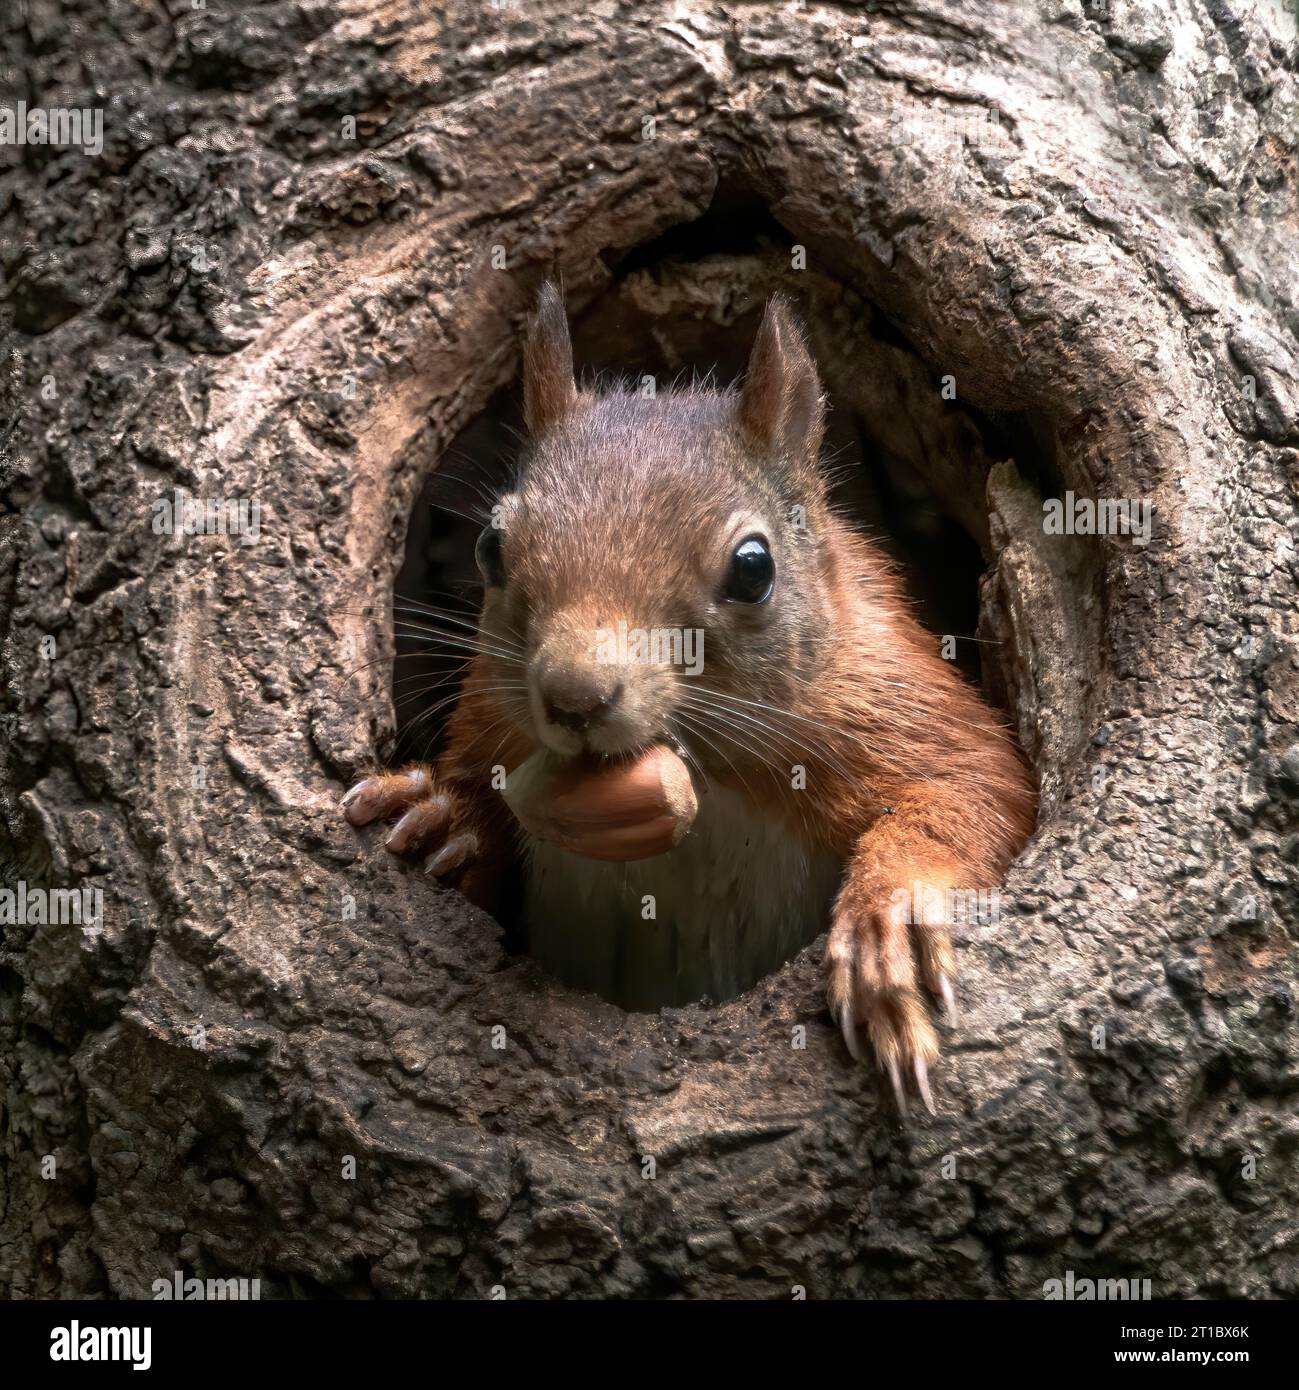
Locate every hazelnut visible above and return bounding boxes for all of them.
[502,744,697,862]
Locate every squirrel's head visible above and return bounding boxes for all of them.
[477,282,837,767]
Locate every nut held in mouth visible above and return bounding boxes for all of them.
[501,744,698,862]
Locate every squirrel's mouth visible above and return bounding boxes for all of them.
[527,678,672,762]
[532,720,641,761]
[550,735,691,770]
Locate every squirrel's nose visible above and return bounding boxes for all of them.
[541,670,624,734]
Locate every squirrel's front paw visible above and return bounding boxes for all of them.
[825,881,956,1116]
[341,765,478,878]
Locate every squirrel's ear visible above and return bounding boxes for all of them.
[738,297,825,470]
[523,281,577,438]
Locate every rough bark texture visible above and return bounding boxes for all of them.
[3,0,1299,1299]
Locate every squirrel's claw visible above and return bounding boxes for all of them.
[384,794,452,855]
[425,831,478,879]
[341,766,475,871]
[825,894,946,1117]
[887,1058,908,1118]
[914,1057,935,1115]
[937,974,958,1027]
[340,776,384,825]
[838,1002,864,1062]
[342,765,485,892]
[342,767,432,827]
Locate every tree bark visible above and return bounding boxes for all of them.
[3,0,1299,1299]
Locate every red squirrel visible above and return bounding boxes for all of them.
[343,284,1036,1111]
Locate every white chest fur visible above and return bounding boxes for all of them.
[522,783,842,1011]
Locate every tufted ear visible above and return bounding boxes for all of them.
[737,296,825,473]
[523,281,577,438]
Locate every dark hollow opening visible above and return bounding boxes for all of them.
[388,184,1054,1004]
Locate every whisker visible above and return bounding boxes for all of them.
[681,686,859,785]
[686,708,796,791]
[391,606,527,656]
[390,668,473,699]
[329,648,463,692]
[430,469,500,513]
[664,722,711,797]
[393,587,480,608]
[426,497,490,528]
[671,708,759,802]
[672,704,817,843]
[400,682,529,736]
[390,622,523,666]
[393,587,483,612]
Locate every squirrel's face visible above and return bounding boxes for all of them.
[475,286,832,766]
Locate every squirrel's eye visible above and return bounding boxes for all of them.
[723,535,774,604]
[475,525,505,588]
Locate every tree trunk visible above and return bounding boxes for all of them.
[3,0,1299,1299]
